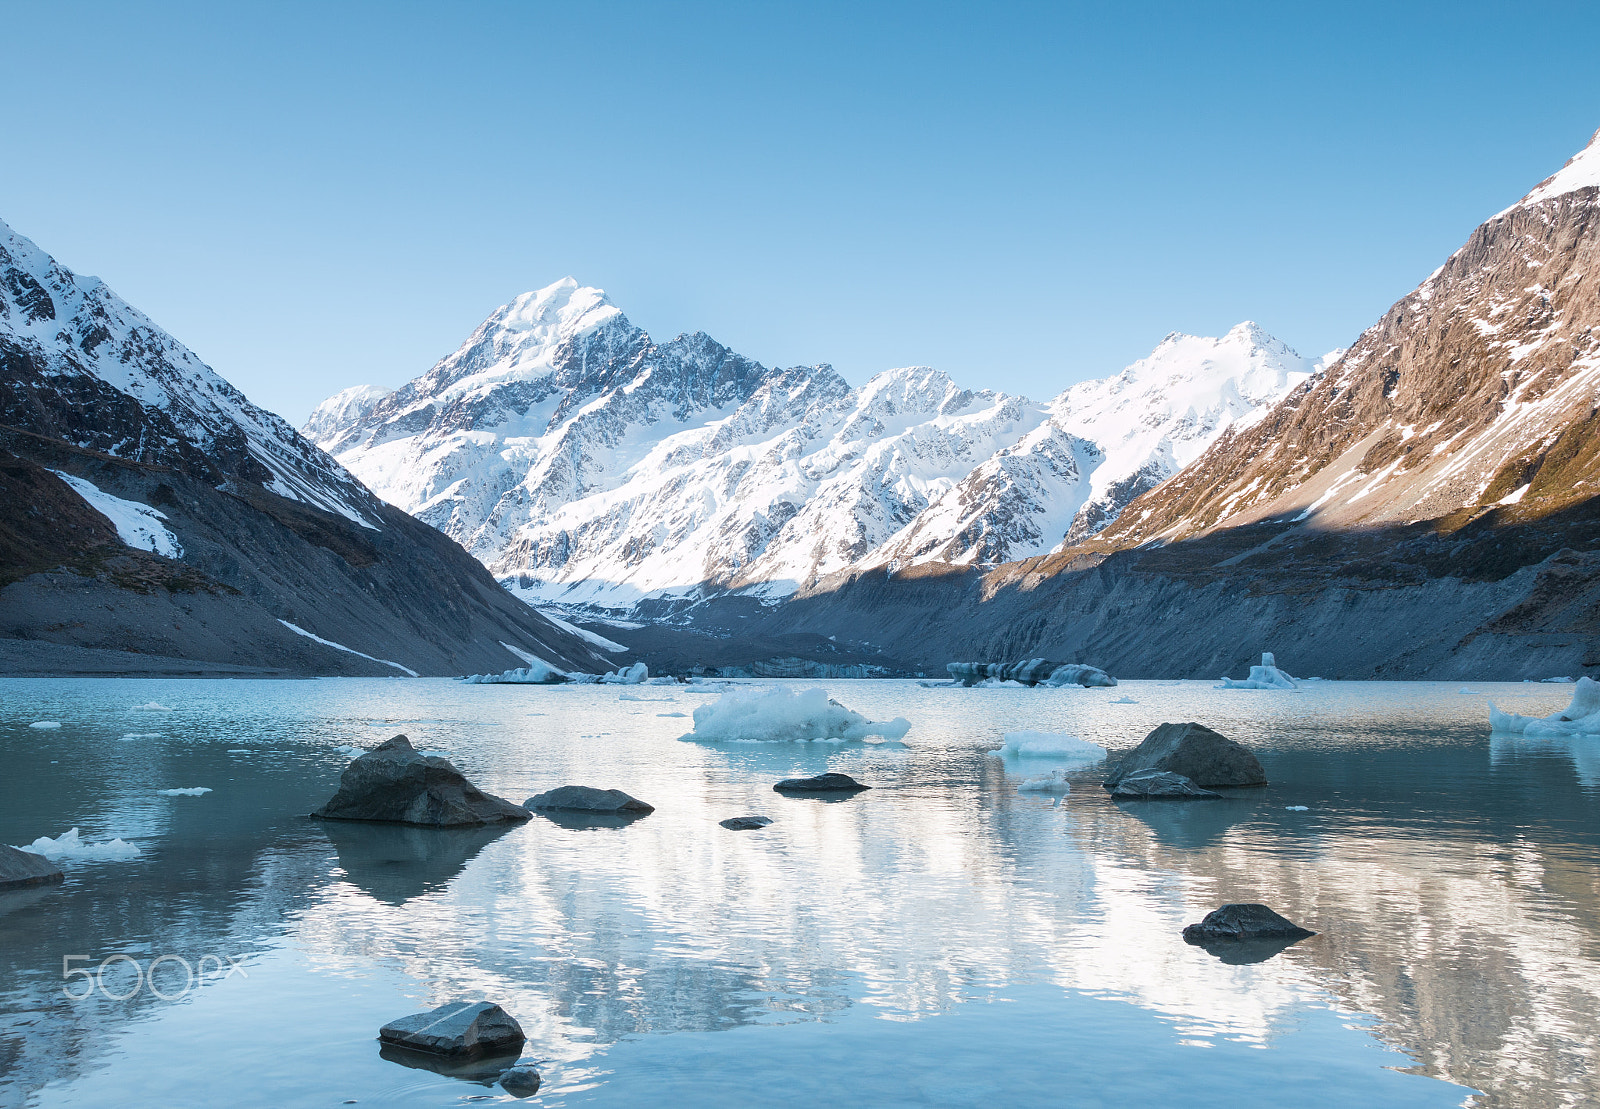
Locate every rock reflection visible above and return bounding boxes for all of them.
[320,820,518,904]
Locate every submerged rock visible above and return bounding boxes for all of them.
[1181,903,1315,945]
[1103,722,1266,789]
[500,1066,543,1097]
[773,772,870,793]
[313,735,530,826]
[525,786,654,813]
[0,844,65,890]
[719,815,773,830]
[378,1001,526,1057]
[1108,770,1219,799]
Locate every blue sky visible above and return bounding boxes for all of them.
[5,1,1599,424]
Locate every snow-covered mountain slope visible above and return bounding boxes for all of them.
[0,218,381,527]
[310,280,1316,610]
[1095,126,1600,550]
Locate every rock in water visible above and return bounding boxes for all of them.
[313,735,530,826]
[0,844,65,890]
[1181,903,1315,944]
[719,815,773,830]
[524,786,655,813]
[773,772,870,792]
[377,1001,526,1057]
[1103,722,1266,789]
[1107,770,1219,799]
[500,1067,543,1097]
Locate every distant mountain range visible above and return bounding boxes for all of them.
[307,283,1333,614]
[0,218,609,677]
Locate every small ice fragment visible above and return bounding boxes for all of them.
[14,828,140,860]
[1285,805,1310,811]
[120,732,163,740]
[1018,769,1073,792]
[995,732,1107,761]
[29,721,62,730]
[130,701,174,712]
[227,748,250,753]
[1458,688,1478,695]
[1543,676,1576,683]
[656,712,688,718]
[1108,695,1137,704]
[156,787,212,797]
[335,745,363,755]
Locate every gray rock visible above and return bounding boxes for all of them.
[1103,722,1266,789]
[524,786,654,813]
[0,845,64,890]
[1182,903,1316,944]
[773,772,870,792]
[719,815,773,830]
[500,1066,543,1097]
[313,735,530,826]
[377,1001,526,1057]
[1108,770,1220,799]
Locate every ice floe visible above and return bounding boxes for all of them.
[680,686,911,743]
[1285,805,1310,811]
[120,733,162,740]
[1217,652,1299,690]
[15,827,140,860]
[994,732,1107,761]
[1489,676,1600,736]
[156,787,212,797]
[29,721,61,729]
[130,701,174,712]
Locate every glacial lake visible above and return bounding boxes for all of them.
[1,677,1597,1108]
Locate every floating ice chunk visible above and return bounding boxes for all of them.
[1108,695,1138,704]
[156,787,212,797]
[1285,805,1310,811]
[1489,676,1600,736]
[335,744,364,755]
[656,712,688,718]
[948,660,1116,688]
[15,827,140,860]
[681,686,911,743]
[1043,664,1118,688]
[600,663,649,685]
[645,676,679,685]
[995,732,1107,761]
[120,733,162,740]
[1217,652,1299,690]
[1018,769,1073,792]
[130,701,173,712]
[29,721,62,729]
[463,660,566,684]
[1458,688,1479,695]
[1543,676,1576,683]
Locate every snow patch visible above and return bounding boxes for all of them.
[49,470,183,557]
[277,620,418,677]
[538,610,629,652]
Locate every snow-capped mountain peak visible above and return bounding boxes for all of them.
[1518,127,1600,209]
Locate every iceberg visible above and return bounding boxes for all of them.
[995,732,1108,761]
[600,662,649,685]
[1489,676,1600,736]
[1017,769,1073,792]
[1043,664,1118,688]
[15,827,140,860]
[29,721,62,729]
[462,660,567,684]
[948,659,1117,688]
[680,686,911,743]
[1217,652,1299,690]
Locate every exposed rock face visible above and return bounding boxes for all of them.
[0,218,611,678]
[524,786,654,814]
[1107,770,1220,799]
[719,816,773,830]
[0,844,64,889]
[313,736,531,826]
[773,772,870,793]
[1103,723,1267,789]
[1181,903,1315,944]
[377,1001,525,1057]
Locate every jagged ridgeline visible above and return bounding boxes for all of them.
[307,282,1326,613]
[0,219,611,677]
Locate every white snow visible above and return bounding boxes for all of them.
[1017,769,1073,792]
[995,732,1108,761]
[29,721,61,730]
[1217,652,1299,690]
[681,686,911,743]
[277,620,418,677]
[1497,483,1531,506]
[48,470,183,558]
[1489,676,1600,736]
[156,787,212,797]
[1518,128,1600,208]
[15,827,140,860]
[499,642,559,672]
[538,610,629,652]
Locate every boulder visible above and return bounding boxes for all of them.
[1108,770,1220,799]
[313,735,530,826]
[1181,903,1315,945]
[1103,722,1266,790]
[377,1001,526,1057]
[0,844,64,890]
[524,786,654,814]
[719,815,773,830]
[773,772,870,793]
[500,1067,543,1097]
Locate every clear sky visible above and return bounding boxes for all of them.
[5,1,1599,425]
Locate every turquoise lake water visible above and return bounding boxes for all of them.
[1,677,1596,1107]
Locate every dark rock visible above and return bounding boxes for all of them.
[500,1066,543,1097]
[0,844,64,890]
[378,1001,526,1058]
[1181,903,1315,945]
[312,736,530,826]
[773,772,870,792]
[719,815,773,830]
[524,786,654,813]
[1108,770,1220,799]
[1103,722,1266,789]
